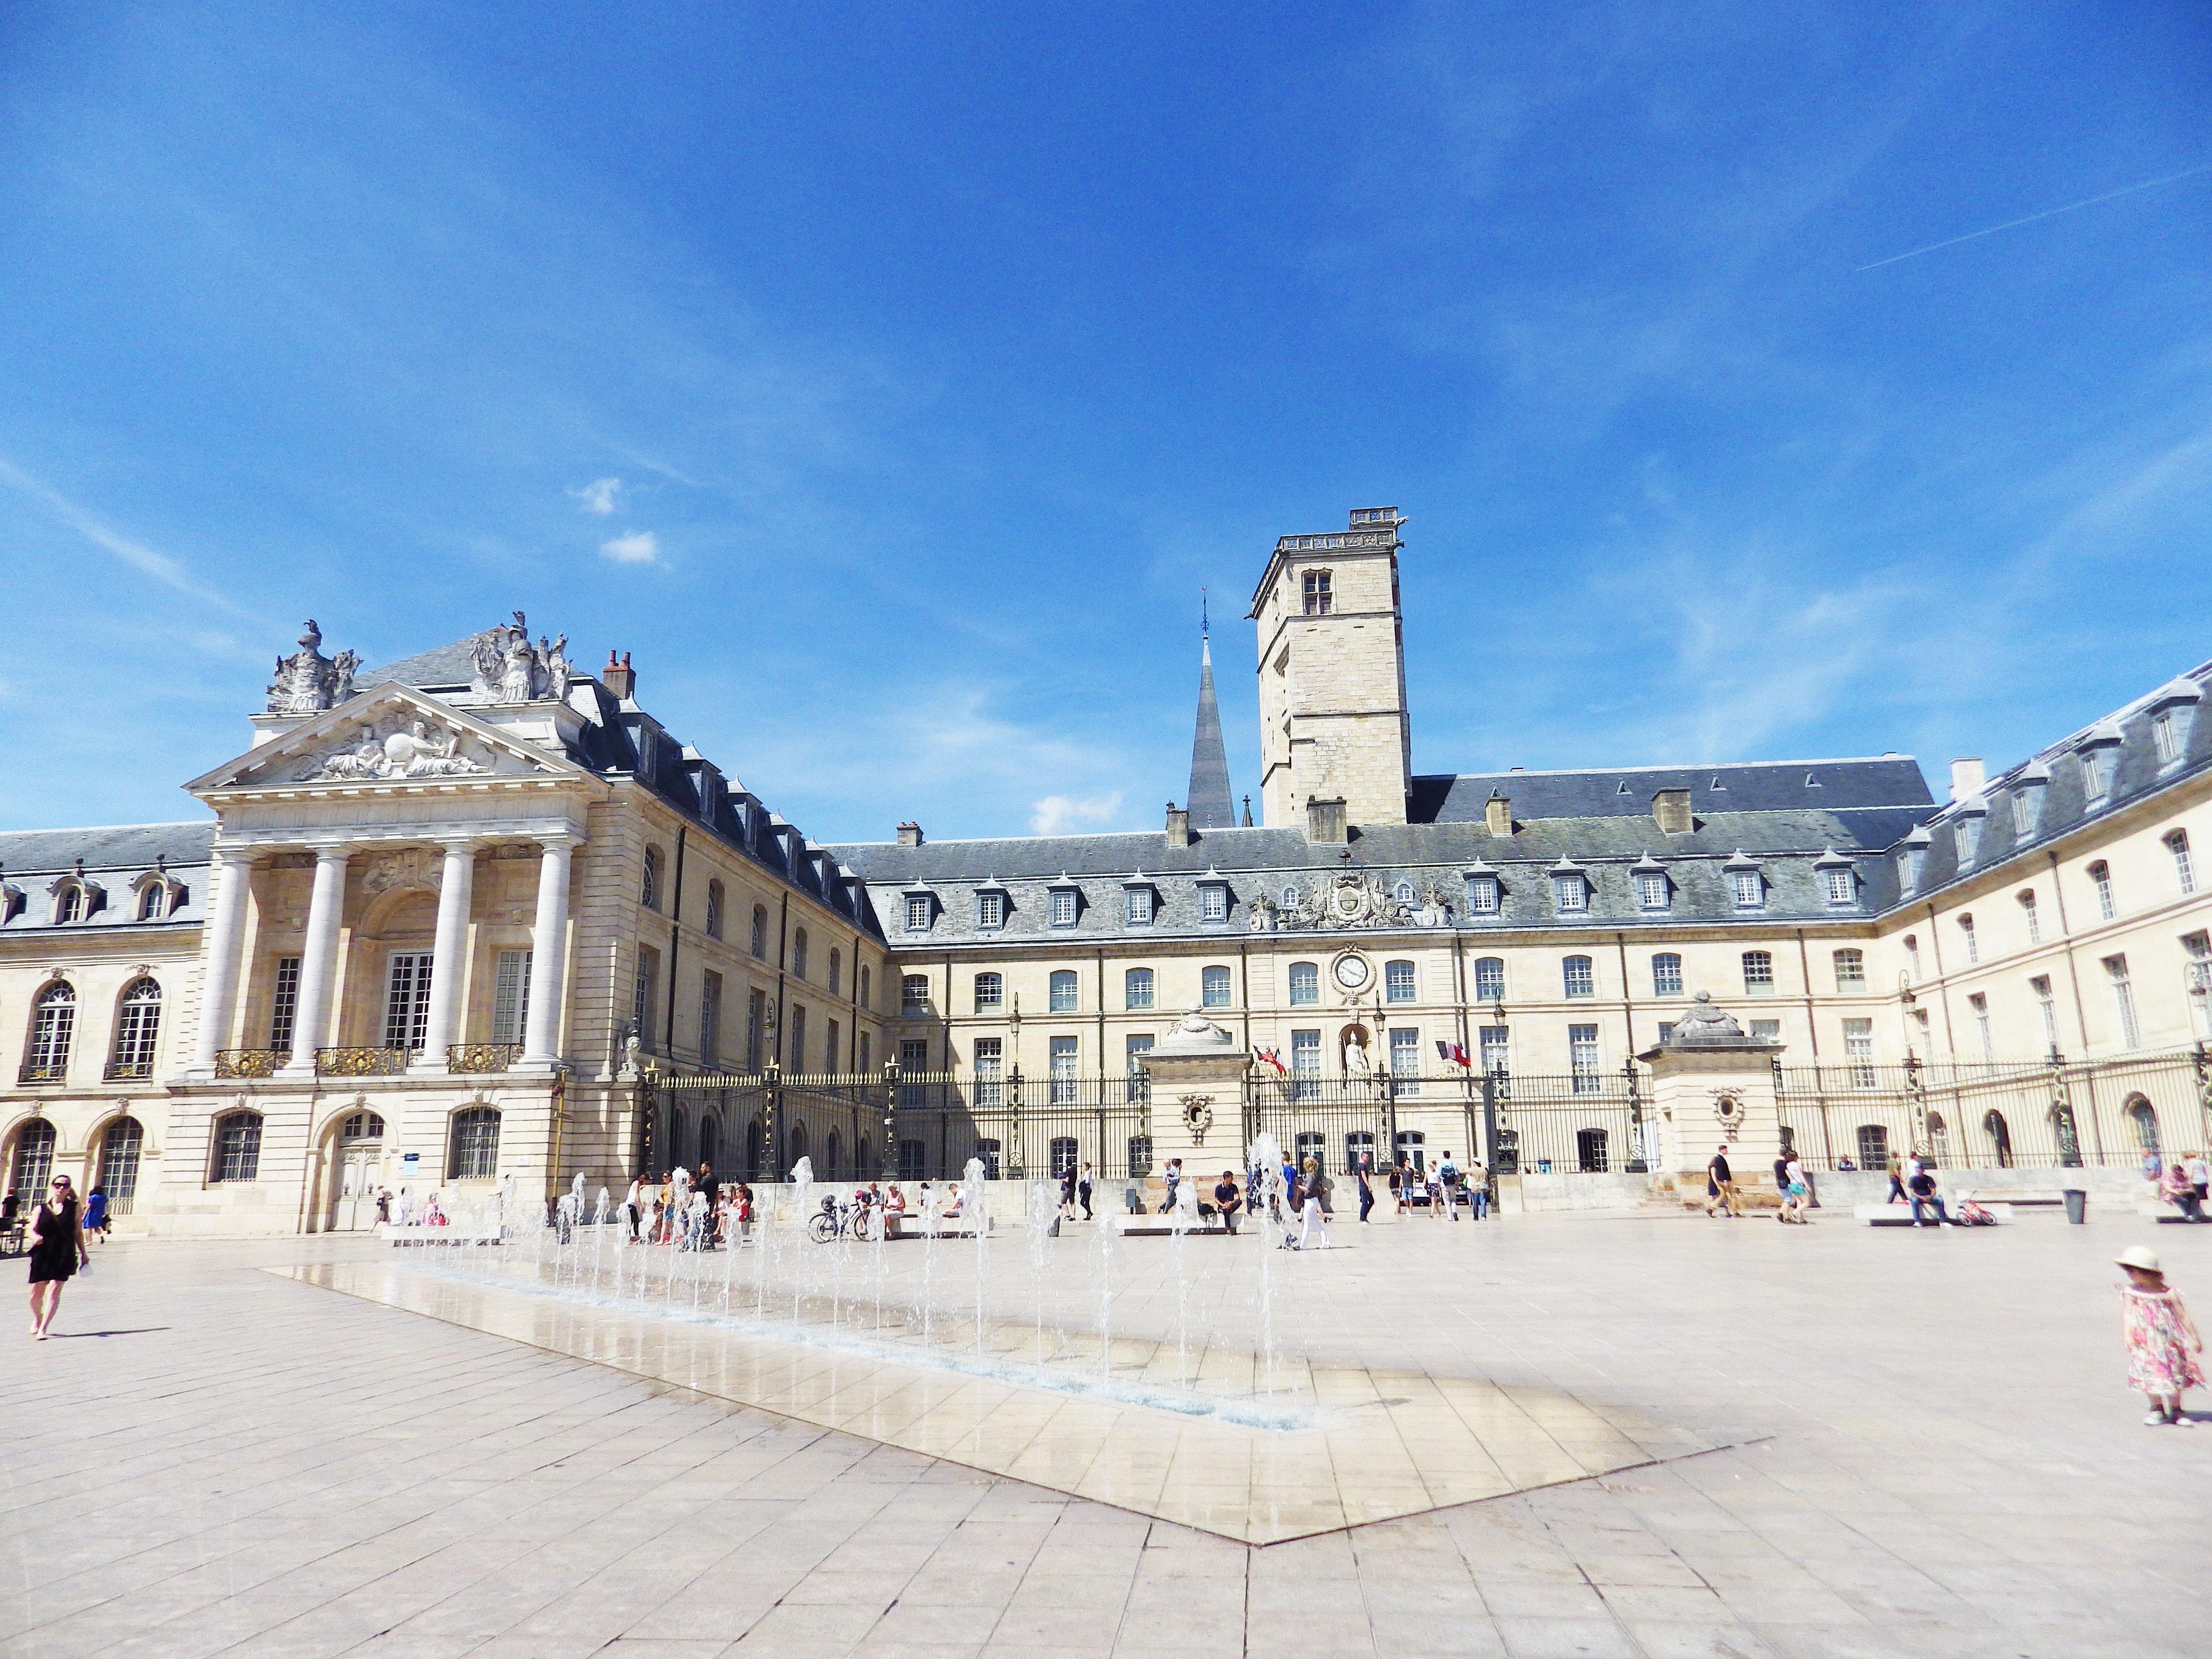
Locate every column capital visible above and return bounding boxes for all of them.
[435,836,486,855]
[533,830,580,852]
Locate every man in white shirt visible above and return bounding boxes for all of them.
[2188,1152,2210,1205]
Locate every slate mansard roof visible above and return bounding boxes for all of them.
[364,637,886,941]
[0,821,215,935]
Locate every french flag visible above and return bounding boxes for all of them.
[1436,1039,1471,1069]
[1254,1046,1287,1076]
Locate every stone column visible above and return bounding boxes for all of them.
[416,841,479,1071]
[279,846,350,1078]
[188,850,252,1073]
[1638,992,1783,1209]
[520,834,573,1070]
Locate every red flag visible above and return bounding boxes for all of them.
[1254,1046,1287,1076]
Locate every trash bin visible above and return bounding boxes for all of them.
[2063,1189,2088,1225]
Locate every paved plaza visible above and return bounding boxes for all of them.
[5,1205,2211,1659]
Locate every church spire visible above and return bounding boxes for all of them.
[1186,597,1234,830]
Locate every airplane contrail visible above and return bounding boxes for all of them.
[1856,162,2211,273]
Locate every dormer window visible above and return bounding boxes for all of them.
[903,891,933,932]
[1635,872,1668,910]
[1049,884,1080,927]
[1200,881,1229,922]
[56,885,83,925]
[1953,801,1986,865]
[1824,867,1854,905]
[2080,746,2109,803]
[1550,863,1588,914]
[1731,870,1764,909]
[1301,570,1333,615]
[2009,767,2049,840]
[1123,879,1155,926]
[978,890,1005,928]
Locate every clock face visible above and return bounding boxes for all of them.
[1332,953,1372,991]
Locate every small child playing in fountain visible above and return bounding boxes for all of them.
[2119,1245,2203,1427]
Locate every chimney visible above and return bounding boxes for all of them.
[1165,801,1191,848]
[602,650,635,699]
[897,821,924,848]
[1304,796,1347,843]
[1949,757,1986,802]
[1652,788,1692,835]
[1484,791,1512,836]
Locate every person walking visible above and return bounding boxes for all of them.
[1705,1146,1741,1217]
[81,1185,109,1242]
[1215,1170,1242,1235]
[1158,1158,1183,1214]
[1438,1152,1462,1221]
[1884,1151,1908,1206]
[26,1173,88,1340]
[1077,1161,1094,1221]
[1354,1156,1374,1224]
[623,1175,647,1243]
[1783,1153,1811,1224]
[1059,1162,1078,1221]
[1772,1150,1792,1215]
[2189,1150,2211,1208]
[1290,1157,1331,1250]
[2118,1245,2202,1426]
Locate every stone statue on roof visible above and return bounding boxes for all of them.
[470,610,563,704]
[266,620,357,714]
[1667,991,1748,1045]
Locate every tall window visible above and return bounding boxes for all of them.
[978,890,1006,928]
[2011,790,2036,836]
[2106,955,2140,1049]
[2154,709,2181,763]
[1479,1026,1510,1073]
[1124,967,1154,1010]
[632,947,660,1052]
[109,977,161,1079]
[1049,970,1079,1012]
[1569,1024,1600,1093]
[828,948,842,996]
[789,1005,807,1073]
[98,1117,144,1206]
[2080,747,2107,801]
[699,971,723,1068]
[448,1106,501,1180]
[10,1119,56,1198]
[859,1032,871,1073]
[1855,1123,1889,1168]
[746,988,766,1070]
[1824,867,1855,905]
[211,1110,262,1182]
[1123,1034,1152,1101]
[1833,949,1864,989]
[1049,889,1078,927]
[792,928,809,981]
[1288,962,1320,1005]
[1301,569,1332,615]
[2031,974,2058,1054]
[491,949,532,1046]
[2090,861,2115,922]
[1385,960,1416,1003]
[2188,933,2212,1036]
[974,972,1003,1013]
[750,904,769,958]
[1472,957,1506,1002]
[1731,870,1763,909]
[858,966,871,1011]
[1289,1029,1321,1096]
[2019,889,2041,945]
[1843,1018,1875,1087]
[1050,1034,1080,1105]
[640,847,662,911]
[1202,965,1233,1008]
[1125,888,1153,925]
[704,880,724,939]
[1960,991,1991,1061]
[384,954,433,1051]
[1388,1027,1421,1090]
[268,955,302,1052]
[1635,872,1668,910]
[138,882,166,920]
[1742,950,1774,994]
[975,1036,1004,1106]
[56,885,83,925]
[2169,831,2196,895]
[1959,915,1978,965]
[902,974,930,1015]
[1651,954,1683,997]
[1903,936,1921,982]
[1562,955,1594,998]
[1201,884,1229,922]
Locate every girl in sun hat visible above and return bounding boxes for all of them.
[2117,1245,2204,1426]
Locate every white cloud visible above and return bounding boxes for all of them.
[599,529,660,565]
[1029,792,1125,835]
[569,477,623,515]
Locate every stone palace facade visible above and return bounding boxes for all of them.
[5,511,2212,1230]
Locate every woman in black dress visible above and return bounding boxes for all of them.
[28,1172,88,1340]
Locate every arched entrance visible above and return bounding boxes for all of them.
[8,1118,57,1201]
[326,1106,388,1230]
[96,1117,145,1215]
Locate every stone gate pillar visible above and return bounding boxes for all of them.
[1134,1008,1251,1209]
[1637,992,1783,1209]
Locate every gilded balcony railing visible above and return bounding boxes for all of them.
[214,1048,282,1079]
[103,1059,155,1082]
[448,1043,523,1074]
[316,1046,408,1077]
[15,1061,66,1085]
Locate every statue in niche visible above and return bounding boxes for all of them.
[266,620,359,714]
[1342,1027,1373,1079]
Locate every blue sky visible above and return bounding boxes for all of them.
[2,2,2207,843]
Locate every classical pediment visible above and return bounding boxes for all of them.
[187,685,579,793]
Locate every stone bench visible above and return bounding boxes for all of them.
[378,1223,505,1245]
[1854,1202,2012,1226]
[2134,1202,2209,1225]
[1115,1212,1241,1238]
[882,1214,990,1239]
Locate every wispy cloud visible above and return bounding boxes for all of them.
[568,477,623,515]
[599,530,661,565]
[0,453,238,609]
[1857,163,2212,273]
[1030,792,1126,835]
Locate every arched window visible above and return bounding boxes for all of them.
[448,1106,502,1181]
[641,847,663,912]
[750,904,769,959]
[56,884,84,925]
[974,972,1003,1013]
[108,977,162,1080]
[792,928,809,981]
[1049,1136,1079,1177]
[2018,889,2041,944]
[824,1130,842,1184]
[1926,1111,1950,1162]
[1384,960,1416,1003]
[699,1113,719,1171]
[24,981,75,1082]
[211,1110,263,1182]
[1472,957,1506,1002]
[2088,861,2115,922]
[1562,956,1595,998]
[1958,914,1978,965]
[340,1110,386,1141]
[97,1116,144,1207]
[745,1118,764,1181]
[859,966,871,1011]
[1288,962,1319,1005]
[1984,1109,2014,1167]
[1281,884,1301,906]
[665,1105,686,1169]
[785,1121,808,1176]
[828,948,842,996]
[2169,831,2196,895]
[1202,965,1233,1008]
[1393,880,1417,906]
[1049,970,1079,1012]
[1125,967,1154,1010]
[1651,953,1683,997]
[1854,1124,1888,1169]
[10,1118,57,1197]
[704,880,725,939]
[138,883,165,921]
[2128,1095,2161,1162]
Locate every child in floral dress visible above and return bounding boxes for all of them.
[2118,1245,2203,1426]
